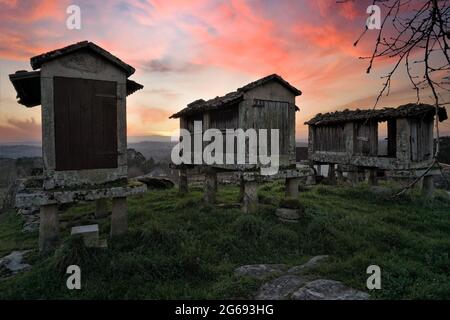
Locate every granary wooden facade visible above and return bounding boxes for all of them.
[170,74,301,168]
[305,103,448,194]
[170,74,313,211]
[10,41,143,190]
[9,41,147,252]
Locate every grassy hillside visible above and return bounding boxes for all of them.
[0,183,449,299]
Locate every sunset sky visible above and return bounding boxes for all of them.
[0,0,449,144]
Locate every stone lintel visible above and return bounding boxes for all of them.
[15,181,147,208]
[310,151,434,171]
[241,166,314,182]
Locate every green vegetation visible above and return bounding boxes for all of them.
[0,182,449,299]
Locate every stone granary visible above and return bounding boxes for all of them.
[9,41,147,252]
[305,103,448,196]
[169,74,313,212]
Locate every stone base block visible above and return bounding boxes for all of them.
[276,208,300,223]
[242,181,258,213]
[111,197,128,237]
[71,224,99,247]
[39,204,60,253]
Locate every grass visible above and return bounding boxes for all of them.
[0,182,449,299]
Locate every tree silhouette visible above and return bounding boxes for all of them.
[339,0,449,191]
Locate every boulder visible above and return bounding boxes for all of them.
[235,264,289,279]
[292,279,369,300]
[135,175,175,189]
[0,251,31,278]
[17,207,40,233]
[255,275,307,300]
[288,255,329,274]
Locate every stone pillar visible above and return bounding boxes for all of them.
[317,165,322,176]
[111,197,128,237]
[204,169,217,204]
[238,175,245,202]
[179,168,188,194]
[286,178,300,198]
[214,173,218,192]
[39,204,60,253]
[242,181,258,213]
[367,168,378,186]
[328,164,336,185]
[95,198,108,218]
[336,165,344,184]
[358,168,366,182]
[422,175,435,199]
[348,166,359,186]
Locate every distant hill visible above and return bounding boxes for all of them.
[0,139,175,162]
[0,145,42,159]
[129,141,175,162]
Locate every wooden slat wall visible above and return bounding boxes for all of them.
[54,77,117,171]
[353,121,378,156]
[313,125,345,152]
[414,118,434,161]
[253,100,290,155]
[210,107,239,130]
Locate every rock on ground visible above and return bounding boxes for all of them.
[0,251,31,277]
[235,255,369,300]
[256,275,308,300]
[292,279,370,300]
[135,175,174,189]
[288,255,329,274]
[234,264,289,279]
[17,207,39,233]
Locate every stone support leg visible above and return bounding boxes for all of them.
[204,170,217,204]
[39,204,59,253]
[242,181,258,213]
[286,178,300,198]
[111,197,128,237]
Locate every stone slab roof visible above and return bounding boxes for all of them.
[9,70,143,107]
[30,41,135,77]
[305,103,448,126]
[170,74,301,119]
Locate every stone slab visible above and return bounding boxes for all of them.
[0,251,31,276]
[71,224,100,247]
[234,264,289,279]
[291,279,369,300]
[255,275,307,300]
[15,181,147,208]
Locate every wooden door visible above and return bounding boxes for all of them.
[54,77,118,171]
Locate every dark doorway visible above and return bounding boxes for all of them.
[54,77,118,171]
[387,119,397,157]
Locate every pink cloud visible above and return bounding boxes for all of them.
[0,117,41,143]
[0,0,446,141]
